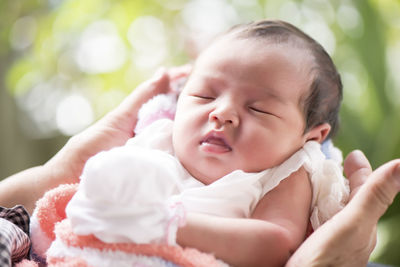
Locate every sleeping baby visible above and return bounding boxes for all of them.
[48,19,349,267]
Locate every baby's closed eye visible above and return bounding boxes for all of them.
[249,106,280,118]
[192,94,215,100]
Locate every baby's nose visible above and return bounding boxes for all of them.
[209,104,239,128]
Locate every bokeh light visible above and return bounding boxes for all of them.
[56,93,94,135]
[10,16,37,51]
[128,16,168,70]
[76,20,127,74]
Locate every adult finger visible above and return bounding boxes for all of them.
[343,150,372,199]
[115,69,170,116]
[285,158,400,267]
[168,64,192,93]
[99,69,171,134]
[168,64,192,79]
[349,159,400,222]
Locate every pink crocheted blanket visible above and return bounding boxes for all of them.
[25,183,226,267]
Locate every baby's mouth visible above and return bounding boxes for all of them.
[200,133,232,153]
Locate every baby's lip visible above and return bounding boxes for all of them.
[200,131,232,153]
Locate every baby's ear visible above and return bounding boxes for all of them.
[305,123,331,143]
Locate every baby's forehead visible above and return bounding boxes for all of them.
[199,34,314,68]
[189,49,312,107]
[195,36,314,84]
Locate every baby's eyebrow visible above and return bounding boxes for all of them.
[202,74,227,88]
[259,87,287,104]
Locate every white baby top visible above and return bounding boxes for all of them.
[66,119,349,245]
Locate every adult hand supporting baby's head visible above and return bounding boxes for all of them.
[46,66,191,186]
[286,150,400,267]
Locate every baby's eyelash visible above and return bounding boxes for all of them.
[249,107,277,117]
[249,107,268,114]
[193,95,215,100]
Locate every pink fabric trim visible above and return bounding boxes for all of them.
[165,202,186,244]
[51,219,221,267]
[47,256,92,267]
[15,259,39,267]
[35,184,78,240]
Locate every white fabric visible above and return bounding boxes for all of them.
[66,145,187,245]
[66,119,349,245]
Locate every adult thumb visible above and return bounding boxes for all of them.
[116,69,170,116]
[350,160,400,222]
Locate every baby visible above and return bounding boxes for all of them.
[63,20,349,266]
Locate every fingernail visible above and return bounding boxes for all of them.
[394,164,400,190]
[394,164,400,179]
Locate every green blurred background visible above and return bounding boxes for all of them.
[0,0,399,265]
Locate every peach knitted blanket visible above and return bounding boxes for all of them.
[27,184,226,267]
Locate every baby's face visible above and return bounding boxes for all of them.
[173,36,314,184]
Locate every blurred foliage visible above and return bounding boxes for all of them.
[0,0,399,265]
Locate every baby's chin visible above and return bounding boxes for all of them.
[190,172,219,185]
[186,168,229,185]
[189,163,277,184]
[189,168,244,185]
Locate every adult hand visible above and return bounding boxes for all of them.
[0,66,191,213]
[47,68,175,184]
[286,151,400,267]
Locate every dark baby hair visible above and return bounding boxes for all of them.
[226,20,343,139]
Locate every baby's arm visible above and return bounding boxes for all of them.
[251,167,312,263]
[177,167,312,267]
